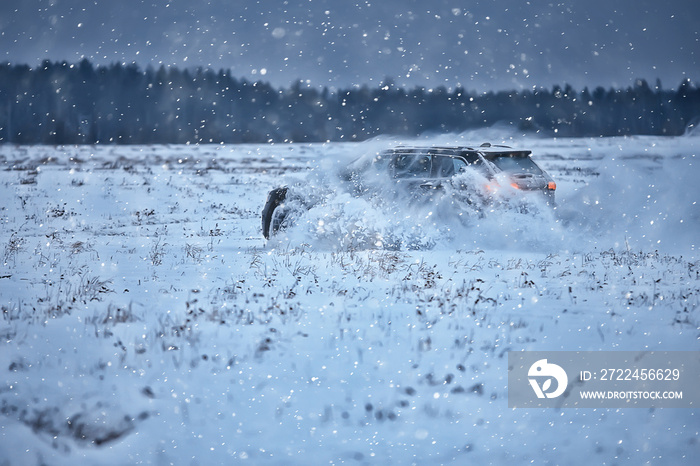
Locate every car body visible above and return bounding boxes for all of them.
[261,143,556,239]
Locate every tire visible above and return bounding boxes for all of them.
[261,187,288,239]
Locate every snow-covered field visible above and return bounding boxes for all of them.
[1,133,699,465]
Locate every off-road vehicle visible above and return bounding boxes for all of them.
[261,143,556,239]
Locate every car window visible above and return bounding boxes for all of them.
[394,154,431,178]
[434,155,486,178]
[489,154,543,175]
[461,152,481,165]
[456,153,490,176]
[453,158,468,174]
[433,155,457,177]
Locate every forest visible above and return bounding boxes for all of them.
[0,59,698,144]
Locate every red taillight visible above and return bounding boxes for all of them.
[510,182,521,190]
[547,181,557,190]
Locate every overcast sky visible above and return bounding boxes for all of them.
[1,0,698,91]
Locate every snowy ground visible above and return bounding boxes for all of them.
[1,133,699,465]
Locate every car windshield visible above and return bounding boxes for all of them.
[488,154,544,175]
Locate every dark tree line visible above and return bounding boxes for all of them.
[0,59,698,144]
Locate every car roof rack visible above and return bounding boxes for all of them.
[480,143,513,149]
[388,144,516,155]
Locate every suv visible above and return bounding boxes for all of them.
[262,143,556,239]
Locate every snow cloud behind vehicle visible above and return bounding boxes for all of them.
[267,132,699,258]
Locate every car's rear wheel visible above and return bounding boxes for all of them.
[261,187,288,239]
